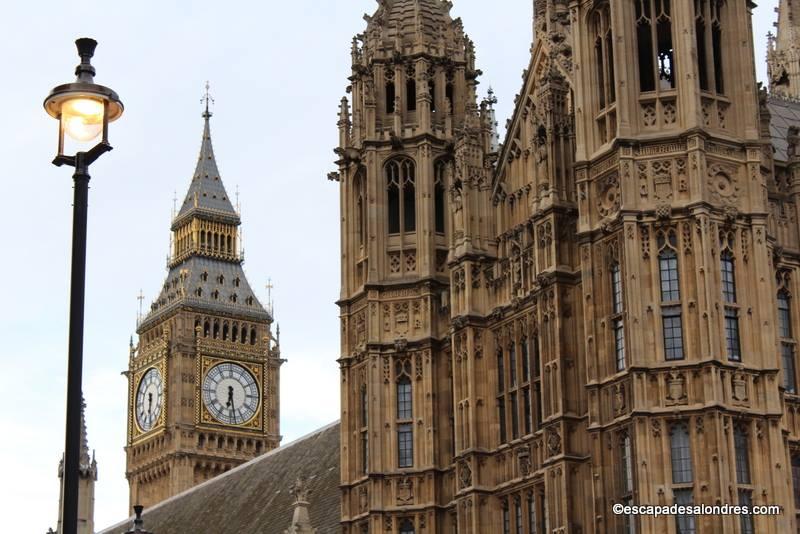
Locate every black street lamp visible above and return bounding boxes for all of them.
[43,38,123,534]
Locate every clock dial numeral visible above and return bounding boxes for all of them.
[135,368,163,432]
[202,362,259,425]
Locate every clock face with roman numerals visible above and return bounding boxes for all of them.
[135,368,163,432]
[202,362,259,425]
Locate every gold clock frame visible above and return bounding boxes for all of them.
[196,356,264,431]
[130,361,167,441]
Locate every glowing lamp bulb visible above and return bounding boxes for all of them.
[62,98,104,142]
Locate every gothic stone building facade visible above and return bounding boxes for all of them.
[334,0,800,533]
[124,108,282,510]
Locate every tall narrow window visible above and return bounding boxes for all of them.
[523,388,532,435]
[406,78,417,111]
[515,498,522,534]
[428,79,437,113]
[779,290,797,393]
[510,391,519,440]
[498,346,508,443]
[498,398,507,444]
[695,1,709,90]
[593,5,615,108]
[509,343,517,387]
[497,348,505,392]
[734,426,750,484]
[735,426,753,534]
[502,503,510,534]
[721,245,741,362]
[446,83,454,113]
[434,160,448,234]
[528,493,537,534]
[620,433,635,534]
[360,384,368,475]
[670,424,693,484]
[396,360,413,468]
[387,167,400,234]
[386,81,396,113]
[724,308,741,361]
[386,158,416,234]
[791,455,800,511]
[636,0,675,91]
[355,172,366,247]
[611,262,626,371]
[521,338,530,381]
[532,334,543,429]
[398,423,413,468]
[402,163,416,232]
[399,519,414,534]
[670,423,695,533]
[397,377,412,420]
[659,231,684,360]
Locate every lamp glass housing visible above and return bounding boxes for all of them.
[62,97,105,142]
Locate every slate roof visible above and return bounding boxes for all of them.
[174,112,239,225]
[98,421,341,534]
[768,94,800,162]
[138,255,271,331]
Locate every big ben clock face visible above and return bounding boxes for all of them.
[135,368,163,432]
[202,362,260,425]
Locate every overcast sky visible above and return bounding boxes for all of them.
[0,1,778,532]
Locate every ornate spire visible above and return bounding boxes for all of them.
[768,0,800,99]
[138,86,271,331]
[174,86,238,224]
[58,396,97,479]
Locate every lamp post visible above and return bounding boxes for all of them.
[44,38,123,534]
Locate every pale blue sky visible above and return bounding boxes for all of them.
[0,1,778,532]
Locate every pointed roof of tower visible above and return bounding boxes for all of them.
[59,396,97,480]
[364,0,458,48]
[174,109,239,226]
[138,101,271,331]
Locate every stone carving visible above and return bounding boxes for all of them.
[707,164,740,206]
[665,371,688,406]
[546,427,562,456]
[613,383,626,417]
[358,485,369,513]
[596,173,621,218]
[458,460,472,489]
[397,477,413,505]
[732,373,749,404]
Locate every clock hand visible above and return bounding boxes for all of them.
[227,385,236,423]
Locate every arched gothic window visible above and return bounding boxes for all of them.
[355,172,366,247]
[386,158,416,234]
[695,0,725,93]
[635,0,675,92]
[593,4,615,109]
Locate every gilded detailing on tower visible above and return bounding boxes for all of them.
[336,0,798,533]
[125,109,282,511]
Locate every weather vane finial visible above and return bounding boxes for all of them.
[201,81,215,118]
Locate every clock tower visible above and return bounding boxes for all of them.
[125,101,282,510]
